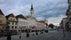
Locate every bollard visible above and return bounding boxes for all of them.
[36,32,38,35]
[26,33,29,37]
[19,35,21,39]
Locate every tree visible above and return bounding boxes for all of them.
[49,24,54,29]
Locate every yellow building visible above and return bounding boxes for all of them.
[0,9,6,30]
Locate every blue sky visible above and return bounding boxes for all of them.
[0,0,68,26]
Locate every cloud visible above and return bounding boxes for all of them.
[6,4,31,16]
[35,0,68,18]
[0,0,68,24]
[47,15,66,26]
[36,17,45,21]
[0,0,68,15]
[0,0,5,3]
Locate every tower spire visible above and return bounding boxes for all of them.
[30,4,35,18]
[31,4,33,10]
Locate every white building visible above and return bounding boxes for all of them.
[6,13,18,32]
[26,4,37,30]
[36,21,47,30]
[62,18,68,31]
[16,14,29,31]
[16,4,48,31]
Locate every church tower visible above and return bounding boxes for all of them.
[30,4,35,19]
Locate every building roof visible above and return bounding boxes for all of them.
[0,9,4,15]
[16,14,27,19]
[37,20,45,23]
[6,13,15,18]
[26,15,31,18]
[37,20,48,26]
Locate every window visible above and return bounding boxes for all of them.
[10,22,11,25]
[12,26,14,29]
[15,22,17,25]
[14,18,16,21]
[7,22,10,24]
[10,18,12,20]
[14,23,15,25]
[15,26,17,29]
[6,26,10,29]
[12,22,14,25]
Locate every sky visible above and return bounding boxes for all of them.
[0,0,68,26]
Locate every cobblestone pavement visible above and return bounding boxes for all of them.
[0,30,71,40]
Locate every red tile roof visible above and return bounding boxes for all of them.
[37,20,48,25]
[16,14,27,19]
[6,13,15,18]
[37,20,45,23]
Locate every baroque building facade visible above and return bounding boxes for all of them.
[16,14,28,31]
[6,13,18,32]
[0,4,48,32]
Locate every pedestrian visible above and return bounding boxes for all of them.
[19,35,21,39]
[26,30,30,37]
[35,30,38,35]
[7,31,11,40]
